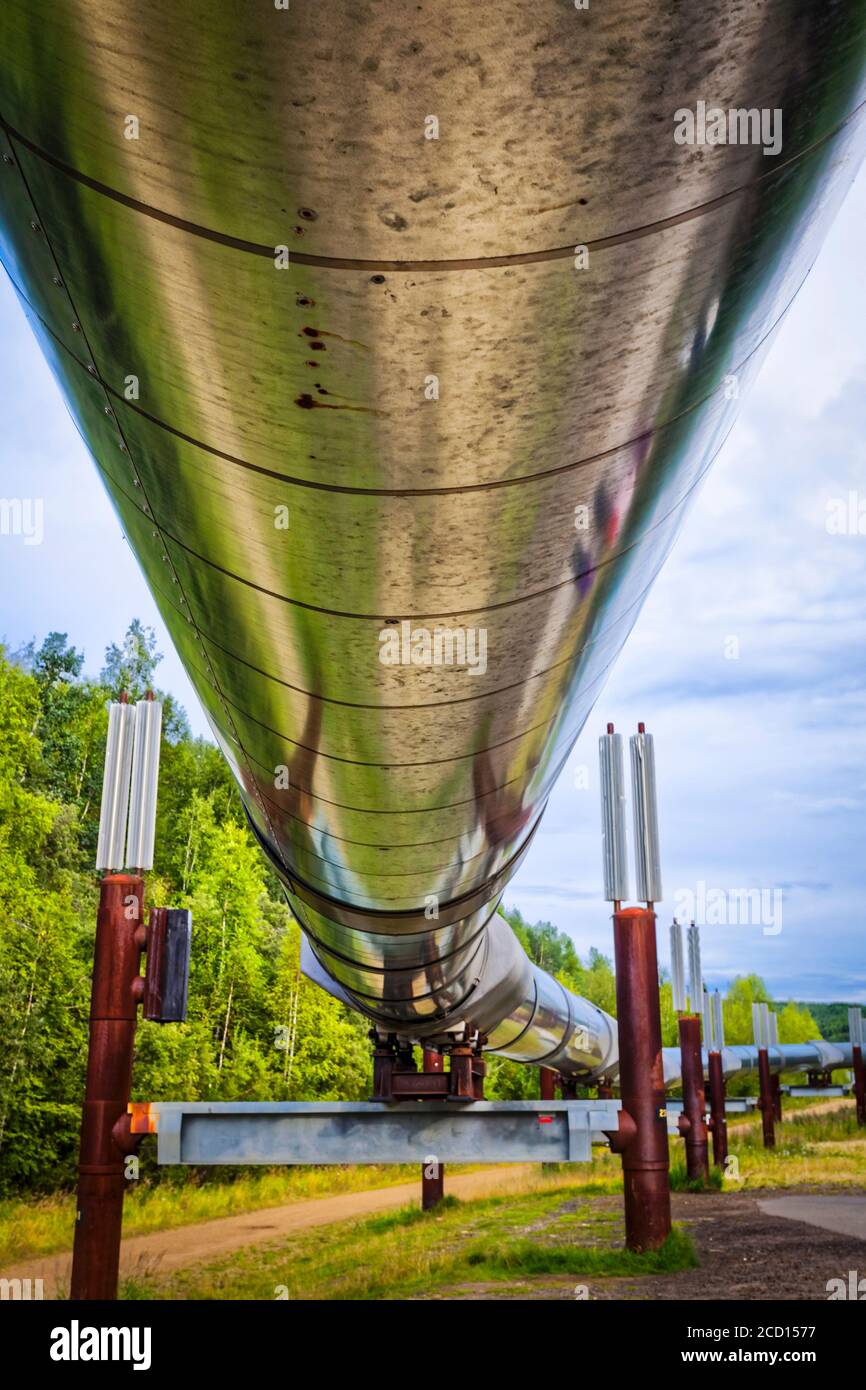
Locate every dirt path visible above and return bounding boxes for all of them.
[2,1164,537,1297]
[728,1096,853,1128]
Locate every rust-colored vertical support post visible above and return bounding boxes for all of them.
[757,1047,776,1149]
[609,907,671,1251]
[370,1033,396,1100]
[677,1014,709,1183]
[771,1073,783,1123]
[852,1045,866,1128]
[597,1079,614,1099]
[70,874,145,1300]
[421,1048,445,1210]
[539,1066,557,1101]
[707,1049,728,1168]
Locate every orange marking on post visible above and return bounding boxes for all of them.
[128,1102,157,1134]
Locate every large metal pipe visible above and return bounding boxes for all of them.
[2,3,864,1081]
[662,1039,855,1089]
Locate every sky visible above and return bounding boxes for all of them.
[1,172,864,1004]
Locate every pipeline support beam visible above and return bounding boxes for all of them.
[421,1048,446,1210]
[707,1049,728,1170]
[539,1067,557,1102]
[757,1047,776,1149]
[677,1015,710,1183]
[771,1073,783,1123]
[70,874,145,1301]
[853,1045,866,1129]
[609,907,671,1252]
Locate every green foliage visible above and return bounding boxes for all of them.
[489,907,619,1100]
[0,625,370,1195]
[798,1002,859,1042]
[100,618,161,702]
[716,976,820,1097]
[500,905,617,1015]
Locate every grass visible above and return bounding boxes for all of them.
[722,1102,866,1188]
[459,1225,696,1279]
[669,1159,724,1193]
[0,1162,478,1267]
[118,1185,696,1301]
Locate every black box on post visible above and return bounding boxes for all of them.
[143,907,192,1023]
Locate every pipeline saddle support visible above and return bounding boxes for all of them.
[369,1030,486,1102]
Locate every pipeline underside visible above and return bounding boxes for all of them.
[2,2,864,1081]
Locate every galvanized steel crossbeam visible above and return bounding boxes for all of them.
[784,1085,850,1098]
[662,1096,754,1137]
[130,1100,621,1166]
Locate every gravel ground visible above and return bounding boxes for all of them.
[433,1187,866,1300]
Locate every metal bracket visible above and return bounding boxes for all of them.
[370,1033,486,1101]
